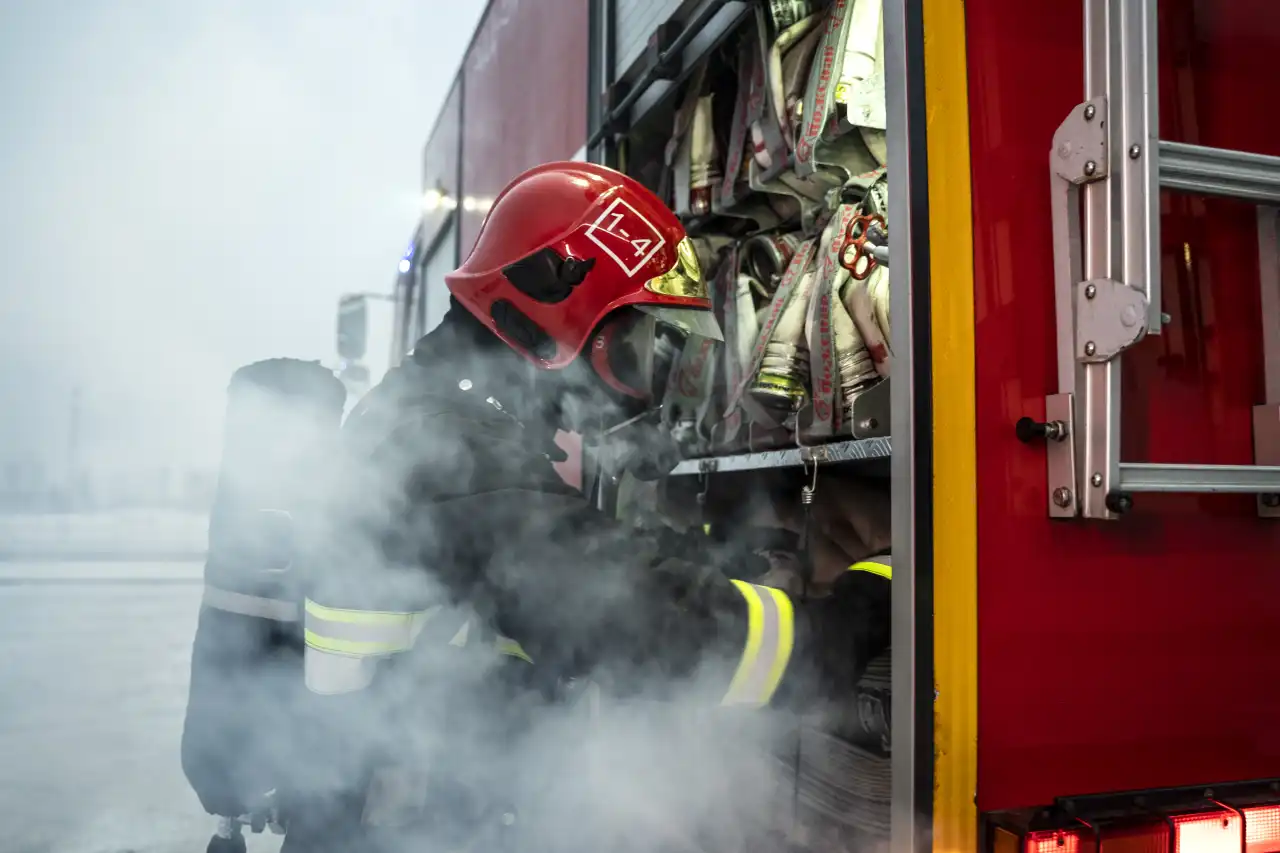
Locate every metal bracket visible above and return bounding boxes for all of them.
[1076,278,1149,362]
[1045,393,1079,518]
[1052,98,1108,185]
[848,377,892,439]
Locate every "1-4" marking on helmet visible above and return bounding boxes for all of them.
[584,198,666,278]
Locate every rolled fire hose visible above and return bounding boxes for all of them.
[733,234,798,385]
[832,275,881,421]
[750,264,818,412]
[735,274,762,379]
[835,0,881,106]
[739,233,793,299]
[856,178,893,367]
[841,262,893,381]
[768,0,812,30]
[835,0,888,165]
[688,95,719,215]
[758,13,824,157]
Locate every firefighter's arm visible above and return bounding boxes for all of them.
[434,487,891,710]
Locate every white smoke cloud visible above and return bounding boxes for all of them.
[171,302,892,853]
[0,4,895,850]
[0,0,484,477]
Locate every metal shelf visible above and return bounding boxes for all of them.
[668,437,893,475]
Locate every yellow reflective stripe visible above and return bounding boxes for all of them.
[495,636,533,664]
[721,580,794,708]
[304,630,406,657]
[726,580,765,696]
[702,523,712,535]
[303,599,437,657]
[304,599,429,626]
[849,559,892,580]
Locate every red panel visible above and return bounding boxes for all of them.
[967,0,1280,810]
[459,0,589,256]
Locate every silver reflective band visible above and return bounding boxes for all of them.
[721,581,795,708]
[305,649,382,696]
[202,584,299,622]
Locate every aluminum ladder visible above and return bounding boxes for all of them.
[1029,0,1280,519]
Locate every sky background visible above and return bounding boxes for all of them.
[0,0,486,483]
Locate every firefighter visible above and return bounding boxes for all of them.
[286,161,891,851]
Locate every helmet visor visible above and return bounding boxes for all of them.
[639,236,723,341]
[635,304,724,342]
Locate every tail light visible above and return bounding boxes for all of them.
[996,806,1280,853]
[1026,831,1085,853]
[1173,806,1280,853]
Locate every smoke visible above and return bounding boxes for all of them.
[163,304,896,853]
[0,2,490,851]
[0,3,894,845]
[0,0,485,479]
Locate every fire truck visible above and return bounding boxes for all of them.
[333,0,1280,850]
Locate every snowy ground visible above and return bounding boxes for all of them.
[0,560,282,853]
[0,508,282,853]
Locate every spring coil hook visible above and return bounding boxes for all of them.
[798,458,820,594]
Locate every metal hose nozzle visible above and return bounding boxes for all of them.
[751,342,810,410]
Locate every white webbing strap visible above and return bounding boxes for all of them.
[805,205,862,437]
[725,239,818,430]
[794,0,857,176]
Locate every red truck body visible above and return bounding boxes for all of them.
[968,0,1280,809]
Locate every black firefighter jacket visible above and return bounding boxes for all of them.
[282,320,892,851]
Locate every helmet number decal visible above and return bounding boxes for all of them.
[585,198,666,278]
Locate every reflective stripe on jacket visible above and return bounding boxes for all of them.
[849,553,892,580]
[202,583,300,622]
[720,580,795,708]
[302,599,534,695]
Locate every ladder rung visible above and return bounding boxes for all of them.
[1158,141,1280,205]
[1118,462,1280,494]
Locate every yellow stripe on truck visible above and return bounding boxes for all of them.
[924,0,980,849]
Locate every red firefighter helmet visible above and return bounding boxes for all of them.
[445,161,721,372]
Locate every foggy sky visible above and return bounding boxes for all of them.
[0,0,485,478]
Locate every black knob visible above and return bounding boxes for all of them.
[1016,417,1067,444]
[1105,492,1134,515]
[1016,417,1043,443]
